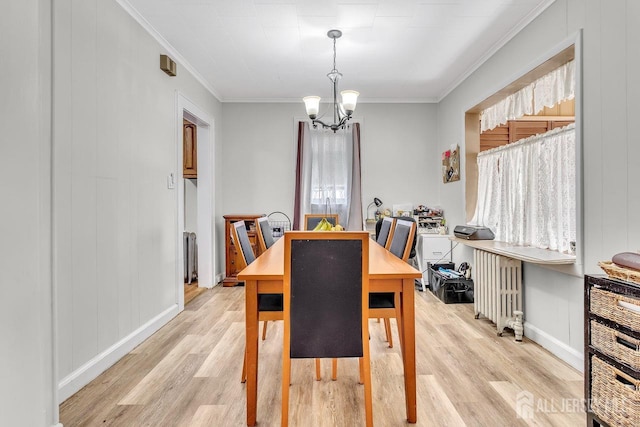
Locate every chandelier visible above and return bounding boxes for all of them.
[303,29,359,132]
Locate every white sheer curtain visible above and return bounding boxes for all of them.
[295,122,363,230]
[480,85,533,132]
[480,60,575,132]
[470,124,576,253]
[533,60,575,114]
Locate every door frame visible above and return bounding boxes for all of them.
[176,93,215,310]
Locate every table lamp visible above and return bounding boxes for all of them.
[366,197,383,220]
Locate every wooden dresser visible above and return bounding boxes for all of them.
[585,275,640,426]
[223,214,265,286]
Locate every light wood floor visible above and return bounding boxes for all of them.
[60,286,585,426]
[184,280,207,306]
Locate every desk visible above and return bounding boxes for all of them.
[238,237,422,426]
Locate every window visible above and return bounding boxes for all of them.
[465,43,580,258]
[294,122,363,230]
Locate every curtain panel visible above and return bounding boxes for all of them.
[293,122,363,231]
[480,60,576,132]
[471,124,576,253]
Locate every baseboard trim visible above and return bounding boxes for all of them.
[58,304,181,402]
[524,322,583,372]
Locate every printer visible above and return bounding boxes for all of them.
[454,225,495,240]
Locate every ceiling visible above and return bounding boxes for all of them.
[121,0,555,103]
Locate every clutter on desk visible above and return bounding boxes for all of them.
[414,205,445,234]
[374,207,392,220]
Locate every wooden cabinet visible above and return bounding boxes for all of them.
[223,214,265,286]
[183,119,197,178]
[585,275,640,426]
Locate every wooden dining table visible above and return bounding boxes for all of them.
[238,235,422,426]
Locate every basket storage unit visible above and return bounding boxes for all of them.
[428,262,474,304]
[591,355,640,426]
[586,275,640,427]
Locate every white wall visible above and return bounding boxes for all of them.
[53,0,222,401]
[0,0,56,426]
[220,102,438,240]
[437,0,640,370]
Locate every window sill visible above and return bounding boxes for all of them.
[450,237,576,265]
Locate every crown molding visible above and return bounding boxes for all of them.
[115,0,223,102]
[223,97,438,104]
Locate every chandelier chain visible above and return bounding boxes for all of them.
[332,36,337,72]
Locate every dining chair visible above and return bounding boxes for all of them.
[371,216,396,343]
[303,213,339,230]
[256,216,276,253]
[331,217,416,384]
[375,217,396,248]
[253,216,279,343]
[303,212,342,379]
[233,221,283,383]
[370,218,416,349]
[282,231,373,427]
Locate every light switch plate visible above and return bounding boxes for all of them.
[167,173,175,189]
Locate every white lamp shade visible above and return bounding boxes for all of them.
[340,90,359,114]
[303,96,321,117]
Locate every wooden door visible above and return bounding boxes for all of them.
[183,119,197,178]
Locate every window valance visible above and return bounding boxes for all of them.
[480,60,575,132]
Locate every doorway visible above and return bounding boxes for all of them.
[176,94,215,310]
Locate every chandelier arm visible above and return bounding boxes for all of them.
[311,118,331,129]
[311,116,350,133]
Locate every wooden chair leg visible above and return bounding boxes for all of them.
[315,359,321,381]
[282,355,291,426]
[394,293,404,353]
[384,318,394,348]
[362,354,373,427]
[358,357,364,385]
[241,350,247,383]
[331,358,338,381]
[262,320,268,340]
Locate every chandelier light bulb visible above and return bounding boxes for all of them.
[303,96,321,119]
[341,90,359,115]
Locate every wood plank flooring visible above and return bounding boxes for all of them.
[184,280,207,306]
[60,286,584,426]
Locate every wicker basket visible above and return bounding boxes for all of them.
[591,356,640,426]
[599,261,640,286]
[591,320,640,370]
[591,288,640,332]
